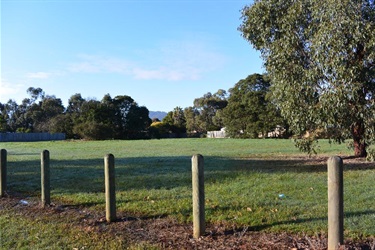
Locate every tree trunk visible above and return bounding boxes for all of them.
[351,121,367,158]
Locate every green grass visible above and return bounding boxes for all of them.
[1,139,374,248]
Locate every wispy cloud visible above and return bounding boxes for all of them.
[0,78,25,102]
[67,39,226,81]
[68,55,133,74]
[19,38,227,83]
[132,67,187,81]
[27,72,52,79]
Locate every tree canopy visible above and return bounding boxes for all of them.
[0,88,151,140]
[191,90,228,133]
[223,74,285,138]
[240,0,375,157]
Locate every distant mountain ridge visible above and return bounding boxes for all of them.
[149,111,167,120]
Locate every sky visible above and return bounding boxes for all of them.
[1,0,263,112]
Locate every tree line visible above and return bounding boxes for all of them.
[0,88,151,140]
[154,74,288,139]
[0,74,286,141]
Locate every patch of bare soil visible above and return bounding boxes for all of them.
[1,195,374,250]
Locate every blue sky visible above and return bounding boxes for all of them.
[1,0,263,112]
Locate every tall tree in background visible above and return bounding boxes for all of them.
[240,0,375,157]
[0,103,7,132]
[223,74,284,138]
[72,99,113,140]
[123,105,151,139]
[161,107,187,135]
[32,96,65,132]
[0,88,151,140]
[193,90,228,133]
[184,106,200,133]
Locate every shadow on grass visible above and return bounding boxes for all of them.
[6,155,375,195]
[219,210,375,233]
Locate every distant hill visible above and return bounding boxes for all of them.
[149,111,167,121]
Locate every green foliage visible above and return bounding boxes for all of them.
[73,121,113,140]
[149,107,187,138]
[123,105,151,139]
[366,148,375,162]
[188,90,228,133]
[223,74,285,138]
[162,107,187,134]
[294,137,319,157]
[0,88,152,140]
[149,121,168,139]
[240,0,375,157]
[183,106,200,133]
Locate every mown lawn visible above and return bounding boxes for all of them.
[0,139,374,249]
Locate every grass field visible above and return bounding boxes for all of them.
[0,139,374,249]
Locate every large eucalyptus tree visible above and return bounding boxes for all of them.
[240,0,375,157]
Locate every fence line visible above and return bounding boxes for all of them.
[1,149,348,244]
[0,133,65,142]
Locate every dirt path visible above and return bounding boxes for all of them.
[1,195,374,250]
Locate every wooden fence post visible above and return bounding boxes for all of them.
[41,150,51,207]
[0,149,7,197]
[192,154,205,238]
[327,156,344,250]
[105,154,116,222]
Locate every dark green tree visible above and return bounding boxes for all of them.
[72,99,114,140]
[10,98,34,132]
[33,96,65,132]
[124,105,151,139]
[73,94,151,140]
[111,95,135,138]
[2,100,20,132]
[0,103,7,132]
[172,107,186,131]
[240,0,375,156]
[161,107,186,135]
[184,106,200,134]
[67,93,85,114]
[223,74,284,138]
[193,90,228,133]
[26,87,45,103]
[2,88,63,133]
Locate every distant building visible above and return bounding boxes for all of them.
[207,127,226,138]
[265,125,286,138]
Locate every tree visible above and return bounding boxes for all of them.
[223,74,285,138]
[240,0,375,157]
[72,94,151,140]
[184,107,200,133]
[0,103,7,132]
[72,99,114,140]
[172,107,186,131]
[123,105,151,139]
[67,93,85,114]
[193,90,228,133]
[2,100,21,132]
[26,87,45,103]
[161,107,187,135]
[34,96,65,132]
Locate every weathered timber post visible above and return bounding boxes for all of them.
[0,149,7,197]
[327,156,344,250]
[41,150,51,207]
[104,154,116,222]
[192,154,205,238]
